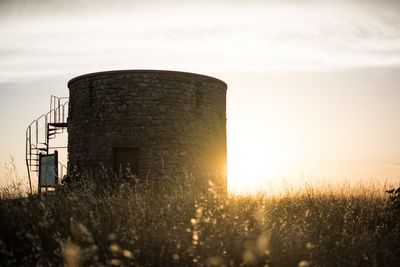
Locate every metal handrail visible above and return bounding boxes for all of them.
[25,96,69,195]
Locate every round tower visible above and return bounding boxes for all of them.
[67,70,227,190]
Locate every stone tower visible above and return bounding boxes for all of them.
[67,70,227,191]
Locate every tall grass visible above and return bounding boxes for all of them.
[0,173,399,266]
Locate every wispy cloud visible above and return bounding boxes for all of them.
[1,0,400,82]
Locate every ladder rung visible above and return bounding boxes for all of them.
[48,132,62,136]
[48,122,68,128]
[32,146,47,150]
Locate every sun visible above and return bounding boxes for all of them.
[227,123,300,195]
[227,132,273,194]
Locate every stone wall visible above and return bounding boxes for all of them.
[67,70,227,190]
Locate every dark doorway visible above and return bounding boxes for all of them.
[113,147,139,177]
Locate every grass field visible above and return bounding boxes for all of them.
[0,175,400,267]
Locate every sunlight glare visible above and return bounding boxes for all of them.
[227,123,300,194]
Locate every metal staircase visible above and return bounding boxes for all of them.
[25,95,69,194]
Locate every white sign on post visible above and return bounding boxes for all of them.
[39,152,58,187]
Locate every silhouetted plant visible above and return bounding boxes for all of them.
[386,187,400,210]
[1,172,400,267]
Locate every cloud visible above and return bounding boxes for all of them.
[1,0,400,82]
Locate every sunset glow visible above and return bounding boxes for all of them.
[227,122,299,194]
[1,0,400,193]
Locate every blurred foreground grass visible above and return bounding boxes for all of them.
[1,175,400,267]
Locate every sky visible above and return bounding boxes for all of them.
[0,0,400,193]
